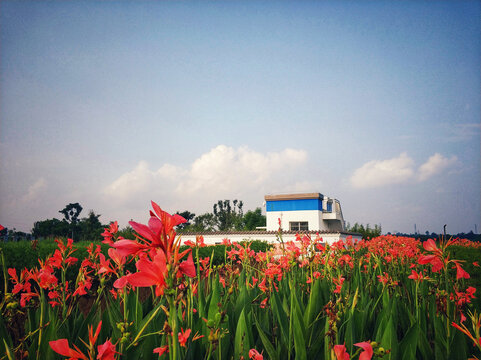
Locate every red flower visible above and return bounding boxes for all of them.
[354,342,373,360]
[127,251,168,296]
[453,261,470,280]
[87,322,102,349]
[178,328,191,347]
[49,339,87,360]
[184,240,196,247]
[418,254,444,272]
[333,344,350,360]
[408,269,426,282]
[153,345,169,357]
[179,251,196,278]
[249,348,263,360]
[423,239,442,255]
[97,340,118,360]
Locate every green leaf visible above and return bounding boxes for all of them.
[399,324,419,360]
[271,290,289,348]
[379,315,398,360]
[207,273,220,321]
[2,339,14,360]
[255,318,279,360]
[234,308,251,360]
[290,288,306,359]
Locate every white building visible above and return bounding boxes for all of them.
[264,192,345,232]
[181,192,360,245]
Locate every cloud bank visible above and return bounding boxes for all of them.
[103,145,313,217]
[350,152,458,189]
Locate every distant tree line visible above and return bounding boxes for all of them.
[175,199,266,232]
[1,199,267,242]
[31,203,105,241]
[345,222,382,239]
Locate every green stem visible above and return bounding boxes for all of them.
[127,303,163,350]
[0,249,7,309]
[36,289,45,360]
[168,296,180,360]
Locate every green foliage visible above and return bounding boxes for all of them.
[175,211,195,231]
[187,213,217,232]
[179,201,265,232]
[213,199,244,231]
[32,204,104,242]
[346,222,382,239]
[242,208,266,230]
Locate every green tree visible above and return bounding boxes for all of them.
[32,218,70,238]
[175,211,196,231]
[242,208,266,230]
[346,222,382,239]
[213,199,243,231]
[78,210,103,241]
[189,213,217,232]
[59,203,83,241]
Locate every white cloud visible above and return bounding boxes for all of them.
[20,178,47,203]
[417,153,458,181]
[350,152,459,189]
[350,152,415,189]
[103,145,312,218]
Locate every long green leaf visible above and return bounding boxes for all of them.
[255,317,279,360]
[234,308,251,360]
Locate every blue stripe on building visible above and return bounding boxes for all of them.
[266,199,323,212]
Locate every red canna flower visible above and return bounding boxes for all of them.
[418,254,444,272]
[127,251,168,296]
[453,261,470,280]
[184,240,196,247]
[354,342,373,360]
[89,321,102,348]
[49,339,88,360]
[101,221,118,245]
[333,344,350,360]
[96,340,118,360]
[408,269,427,282]
[153,345,169,357]
[249,348,263,360]
[423,239,442,255]
[178,328,191,347]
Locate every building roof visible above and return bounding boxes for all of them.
[264,193,323,201]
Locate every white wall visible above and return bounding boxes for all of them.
[180,231,362,246]
[266,210,332,232]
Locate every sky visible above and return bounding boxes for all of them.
[0,1,480,235]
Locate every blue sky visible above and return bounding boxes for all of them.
[1,1,479,235]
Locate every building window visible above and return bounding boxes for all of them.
[289,221,309,231]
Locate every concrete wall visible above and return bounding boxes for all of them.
[180,231,362,246]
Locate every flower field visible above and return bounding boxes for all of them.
[1,202,480,360]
